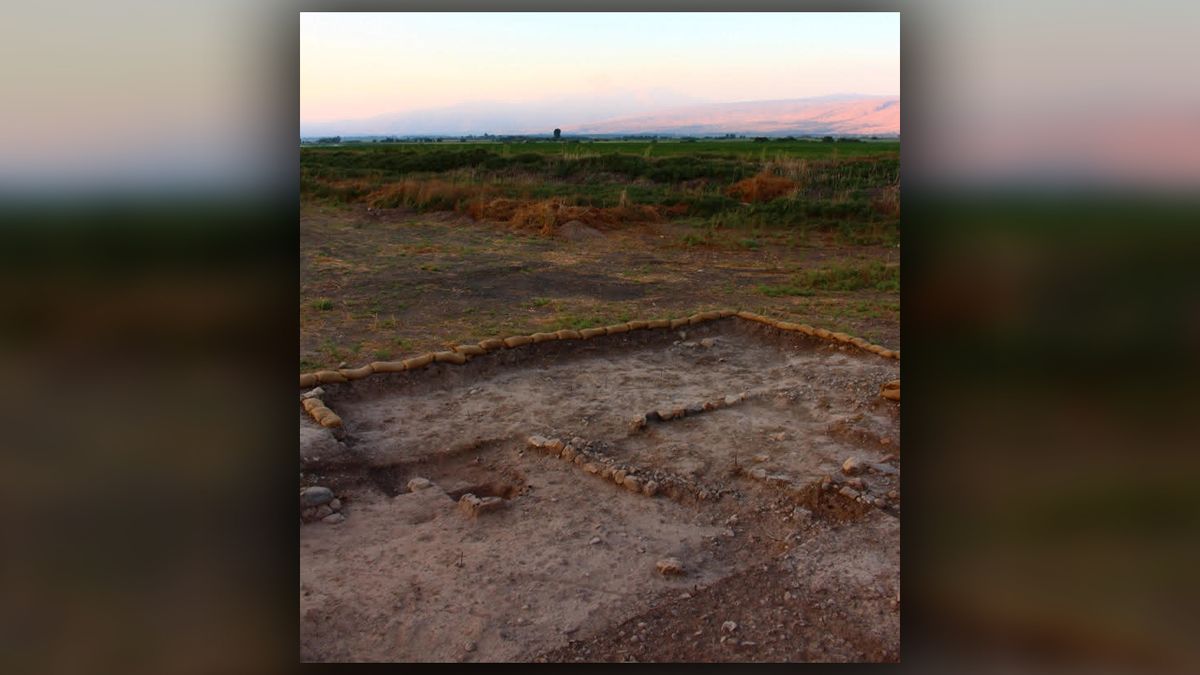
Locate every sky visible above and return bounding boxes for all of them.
[300,12,900,126]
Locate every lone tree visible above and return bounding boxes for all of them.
[553,128,561,140]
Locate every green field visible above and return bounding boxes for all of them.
[301,139,899,245]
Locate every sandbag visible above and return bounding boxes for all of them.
[315,370,347,384]
[669,318,689,329]
[555,329,582,340]
[402,353,435,369]
[531,332,558,343]
[339,365,373,380]
[580,327,606,339]
[454,345,487,357]
[699,310,723,321]
[881,379,900,391]
[433,350,467,364]
[831,332,851,343]
[504,335,533,348]
[371,360,408,373]
[850,337,870,349]
[647,319,671,329]
[687,313,707,325]
[736,310,759,321]
[478,338,505,351]
[299,373,317,388]
[627,320,649,330]
[775,320,799,331]
[317,409,343,427]
[301,397,322,413]
[813,328,832,339]
[605,324,630,335]
[717,309,736,318]
[881,388,900,402]
[795,324,815,335]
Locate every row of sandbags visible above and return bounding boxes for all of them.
[300,395,342,428]
[526,435,723,504]
[299,308,899,388]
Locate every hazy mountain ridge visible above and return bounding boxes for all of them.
[567,95,899,136]
[301,94,899,137]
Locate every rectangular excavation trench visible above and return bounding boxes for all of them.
[300,318,900,662]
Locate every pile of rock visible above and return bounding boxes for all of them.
[300,485,345,524]
[816,455,902,511]
[458,493,508,518]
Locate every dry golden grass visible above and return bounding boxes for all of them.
[725,171,799,203]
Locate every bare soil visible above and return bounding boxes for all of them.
[299,204,900,373]
[300,319,900,662]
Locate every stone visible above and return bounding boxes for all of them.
[623,476,642,493]
[574,454,585,466]
[722,621,738,634]
[613,469,627,485]
[561,447,577,462]
[301,507,317,520]
[601,466,615,480]
[752,454,769,463]
[407,477,433,492]
[315,505,334,519]
[838,485,861,500]
[583,463,601,475]
[847,477,865,491]
[589,536,601,545]
[769,432,786,442]
[571,437,587,449]
[792,506,812,521]
[322,513,345,525]
[888,490,899,500]
[869,461,900,475]
[301,387,325,400]
[685,403,704,416]
[465,642,476,652]
[546,438,565,453]
[766,474,791,484]
[329,498,341,511]
[527,435,549,449]
[656,558,685,576]
[700,338,716,348]
[724,394,739,405]
[642,480,658,497]
[748,468,767,481]
[300,486,334,507]
[842,457,865,475]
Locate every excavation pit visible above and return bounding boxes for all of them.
[300,316,900,662]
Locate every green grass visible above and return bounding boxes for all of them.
[300,139,898,243]
[758,261,899,297]
[311,298,334,311]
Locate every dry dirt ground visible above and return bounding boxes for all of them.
[300,318,900,662]
[300,204,899,373]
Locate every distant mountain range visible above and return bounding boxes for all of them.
[567,94,899,136]
[300,93,898,138]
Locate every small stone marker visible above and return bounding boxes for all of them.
[407,477,433,492]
